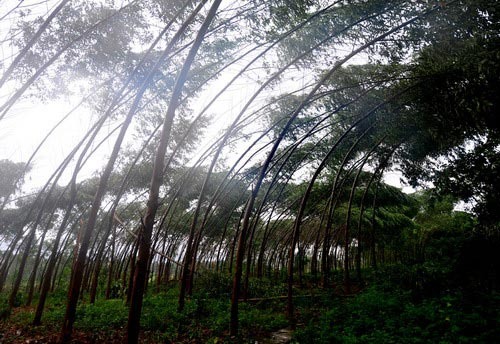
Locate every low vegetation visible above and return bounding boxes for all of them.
[0,0,499,343]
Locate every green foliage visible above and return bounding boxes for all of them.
[193,272,287,300]
[239,302,288,334]
[245,277,287,299]
[77,299,127,330]
[0,296,10,320]
[2,0,500,343]
[396,2,500,230]
[139,286,287,340]
[140,291,199,339]
[0,159,27,201]
[0,280,291,342]
[294,283,500,344]
[193,271,233,299]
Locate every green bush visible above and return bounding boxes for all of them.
[0,298,10,320]
[239,302,287,334]
[246,277,287,299]
[77,299,127,330]
[193,272,233,298]
[293,284,500,344]
[140,290,200,340]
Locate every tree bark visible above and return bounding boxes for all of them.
[126,2,220,342]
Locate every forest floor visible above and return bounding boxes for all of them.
[0,318,281,344]
[0,305,162,343]
[1,267,499,343]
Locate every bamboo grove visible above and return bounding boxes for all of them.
[0,0,498,343]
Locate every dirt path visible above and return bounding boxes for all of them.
[259,328,293,344]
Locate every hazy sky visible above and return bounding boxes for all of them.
[0,0,415,197]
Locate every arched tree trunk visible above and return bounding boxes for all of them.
[356,145,397,279]
[344,136,385,293]
[0,0,70,90]
[8,156,77,309]
[286,116,377,321]
[26,211,55,306]
[59,1,203,337]
[105,221,117,299]
[371,176,382,269]
[126,229,141,305]
[320,123,375,287]
[126,2,221,342]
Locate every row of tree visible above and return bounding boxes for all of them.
[0,0,498,342]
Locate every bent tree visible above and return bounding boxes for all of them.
[0,1,498,343]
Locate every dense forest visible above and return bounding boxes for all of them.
[0,0,498,343]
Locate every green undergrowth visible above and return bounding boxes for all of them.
[1,268,498,343]
[294,286,499,343]
[0,295,11,320]
[293,265,500,344]
[0,276,288,342]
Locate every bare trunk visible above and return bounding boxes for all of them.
[105,223,117,299]
[126,2,220,342]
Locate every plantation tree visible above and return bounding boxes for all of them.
[0,0,498,342]
[125,1,224,341]
[0,160,28,214]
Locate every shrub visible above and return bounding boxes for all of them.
[0,300,10,320]
[77,299,127,330]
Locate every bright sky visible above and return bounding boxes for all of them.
[0,0,414,200]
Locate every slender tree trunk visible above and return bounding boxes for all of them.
[126,3,220,342]
[229,208,245,274]
[286,118,376,321]
[311,222,322,279]
[25,225,49,306]
[0,0,70,89]
[231,4,419,332]
[8,226,37,307]
[356,173,377,281]
[105,222,117,299]
[126,231,141,305]
[230,207,251,336]
[59,0,208,339]
[346,136,385,288]
[8,175,76,308]
[371,177,381,269]
[243,216,259,300]
[89,247,107,304]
